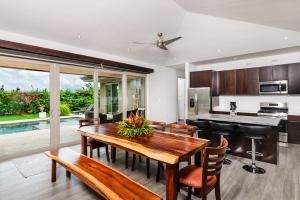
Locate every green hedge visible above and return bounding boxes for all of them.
[0,86,93,116]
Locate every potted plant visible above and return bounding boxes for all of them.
[38,105,47,119]
[118,112,153,138]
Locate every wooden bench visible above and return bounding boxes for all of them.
[45,148,162,200]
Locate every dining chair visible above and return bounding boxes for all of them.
[156,123,197,182]
[179,138,228,200]
[170,123,197,137]
[128,121,166,179]
[79,118,110,162]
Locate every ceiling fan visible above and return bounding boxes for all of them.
[133,33,182,50]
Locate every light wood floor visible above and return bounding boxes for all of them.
[1,144,300,200]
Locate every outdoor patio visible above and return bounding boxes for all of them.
[0,124,80,160]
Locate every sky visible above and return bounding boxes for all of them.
[0,68,89,91]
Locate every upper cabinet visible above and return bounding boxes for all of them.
[288,63,300,94]
[190,70,212,88]
[190,63,299,96]
[259,65,288,82]
[236,68,259,95]
[190,70,219,96]
[219,70,236,95]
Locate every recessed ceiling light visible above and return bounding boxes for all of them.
[217,49,222,53]
[77,35,81,39]
[284,36,288,40]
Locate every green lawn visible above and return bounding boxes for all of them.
[0,114,49,122]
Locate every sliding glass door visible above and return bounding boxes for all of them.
[98,73,123,123]
[0,57,50,159]
[127,76,146,117]
[59,66,94,145]
[0,56,148,160]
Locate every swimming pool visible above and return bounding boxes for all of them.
[0,118,80,135]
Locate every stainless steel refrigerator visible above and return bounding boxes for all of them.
[188,87,211,118]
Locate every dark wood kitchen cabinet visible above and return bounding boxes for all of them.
[273,65,288,81]
[190,70,219,95]
[259,65,288,82]
[190,70,212,88]
[259,66,273,82]
[219,70,236,95]
[236,68,259,95]
[288,115,300,144]
[288,63,300,94]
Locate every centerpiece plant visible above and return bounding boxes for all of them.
[118,112,153,138]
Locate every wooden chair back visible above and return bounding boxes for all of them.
[148,121,166,131]
[170,123,197,137]
[201,138,228,196]
[79,118,100,128]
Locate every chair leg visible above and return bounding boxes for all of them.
[89,146,93,158]
[125,151,129,169]
[139,155,142,163]
[156,162,161,182]
[220,135,231,165]
[215,177,221,200]
[146,158,150,178]
[51,160,56,182]
[188,156,191,165]
[97,148,100,158]
[156,162,165,182]
[131,154,136,171]
[66,170,71,178]
[105,145,110,162]
[111,146,116,163]
[187,187,192,200]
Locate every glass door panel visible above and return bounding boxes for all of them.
[59,66,94,145]
[98,73,122,123]
[127,76,145,117]
[0,58,50,159]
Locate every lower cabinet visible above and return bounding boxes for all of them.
[288,115,300,144]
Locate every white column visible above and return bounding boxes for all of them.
[50,64,60,150]
[184,63,190,120]
[93,70,99,119]
[145,74,150,118]
[122,73,128,119]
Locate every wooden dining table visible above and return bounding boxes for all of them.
[78,123,210,200]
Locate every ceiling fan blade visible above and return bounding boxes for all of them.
[164,36,182,45]
[133,42,155,45]
[159,45,168,50]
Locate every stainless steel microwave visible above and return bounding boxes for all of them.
[259,80,288,94]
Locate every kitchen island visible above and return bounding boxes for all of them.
[188,113,281,164]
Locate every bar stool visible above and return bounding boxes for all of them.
[210,121,235,165]
[238,124,272,174]
[186,119,209,138]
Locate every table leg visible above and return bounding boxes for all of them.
[165,164,178,200]
[81,135,87,156]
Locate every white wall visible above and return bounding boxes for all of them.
[147,66,178,123]
[191,51,300,115]
[0,29,178,123]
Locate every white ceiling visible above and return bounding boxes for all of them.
[174,0,300,32]
[0,0,300,68]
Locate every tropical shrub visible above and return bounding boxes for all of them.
[0,85,93,116]
[60,104,71,116]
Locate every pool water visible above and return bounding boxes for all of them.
[0,118,80,135]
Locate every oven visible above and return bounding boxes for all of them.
[259,80,288,95]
